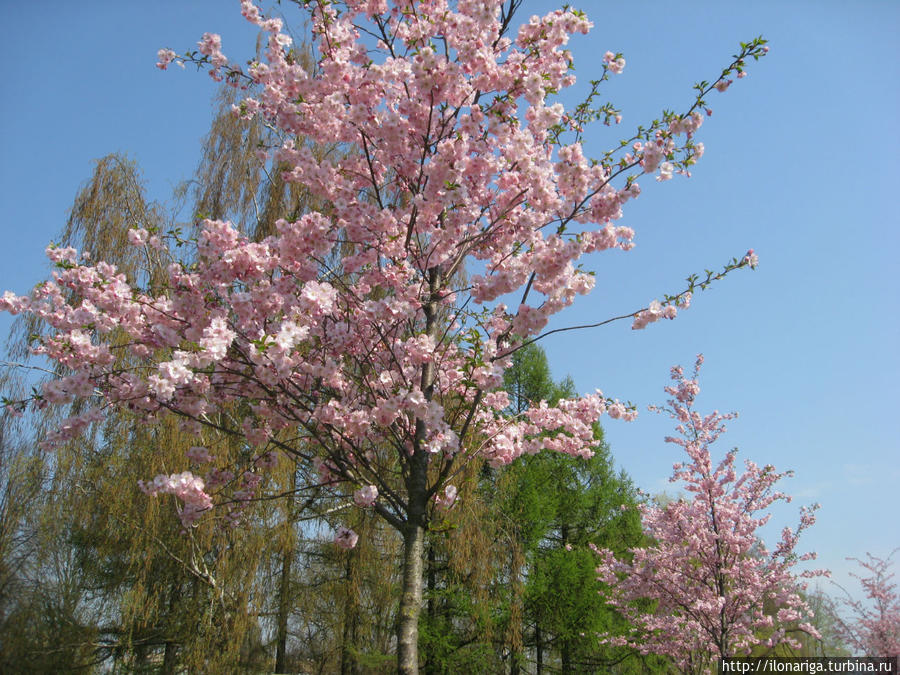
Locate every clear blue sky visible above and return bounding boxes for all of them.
[1,1,897,597]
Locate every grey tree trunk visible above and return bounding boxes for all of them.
[397,474,427,674]
[396,270,444,674]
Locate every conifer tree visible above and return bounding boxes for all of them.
[500,344,654,673]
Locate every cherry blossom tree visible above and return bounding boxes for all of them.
[1,1,768,671]
[593,356,827,674]
[833,551,900,657]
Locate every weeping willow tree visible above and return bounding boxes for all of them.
[0,378,50,670]
[0,150,271,670]
[0,36,345,667]
[182,38,320,242]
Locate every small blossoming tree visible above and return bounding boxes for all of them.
[834,551,900,657]
[593,356,827,674]
[1,2,767,671]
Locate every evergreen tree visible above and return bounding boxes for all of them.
[417,343,659,673]
[500,344,658,673]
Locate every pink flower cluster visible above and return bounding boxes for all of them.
[632,293,691,330]
[603,51,626,74]
[186,446,214,464]
[433,484,458,511]
[156,49,177,70]
[197,32,229,81]
[353,485,378,508]
[743,248,759,268]
[139,471,214,527]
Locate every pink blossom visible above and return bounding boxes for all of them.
[127,228,149,246]
[353,484,378,508]
[139,471,213,527]
[714,78,733,92]
[603,50,626,74]
[657,161,674,181]
[334,526,359,550]
[632,298,678,329]
[434,484,458,510]
[156,48,177,70]
[0,291,30,314]
[186,446,213,463]
[834,551,900,657]
[743,248,759,268]
[45,245,78,265]
[313,456,336,485]
[196,32,229,78]
[607,402,626,419]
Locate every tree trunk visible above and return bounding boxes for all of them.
[275,472,298,674]
[560,524,571,673]
[535,623,543,674]
[275,541,292,673]
[561,640,572,673]
[397,270,442,675]
[508,537,525,675]
[397,450,428,675]
[161,583,180,675]
[162,640,178,675]
[509,648,522,674]
[397,514,426,674]
[341,551,361,675]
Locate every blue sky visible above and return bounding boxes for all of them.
[1,1,897,599]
